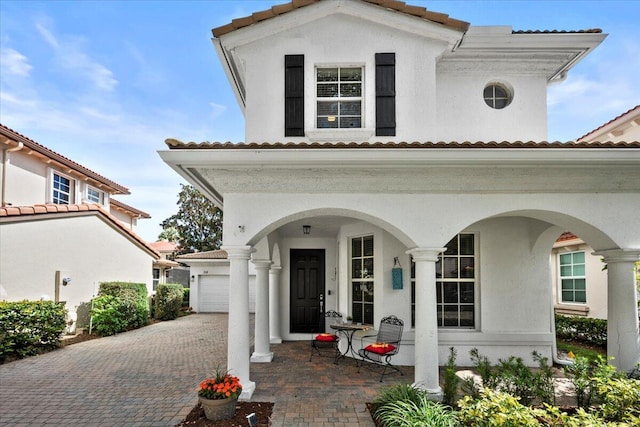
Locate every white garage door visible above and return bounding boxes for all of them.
[198,275,256,313]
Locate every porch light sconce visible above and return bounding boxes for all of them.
[303,225,311,235]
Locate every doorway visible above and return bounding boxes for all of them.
[290,249,325,333]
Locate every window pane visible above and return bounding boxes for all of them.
[573,264,585,276]
[460,306,474,327]
[444,236,458,255]
[443,257,458,278]
[562,290,574,302]
[352,304,363,323]
[559,253,571,265]
[363,236,374,256]
[317,117,338,128]
[561,279,573,290]
[363,283,374,302]
[573,252,585,263]
[340,68,361,81]
[363,304,374,325]
[317,68,338,82]
[460,257,474,278]
[352,282,363,301]
[352,238,362,256]
[460,282,474,303]
[317,101,338,115]
[460,234,474,255]
[340,83,361,97]
[317,83,338,97]
[436,282,442,303]
[575,291,586,303]
[363,258,373,278]
[443,282,458,303]
[560,265,572,277]
[443,306,458,326]
[574,279,586,290]
[340,117,361,128]
[352,259,361,278]
[437,306,443,326]
[339,101,361,115]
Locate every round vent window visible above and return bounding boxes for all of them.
[483,83,513,109]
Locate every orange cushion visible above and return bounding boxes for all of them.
[315,333,338,342]
[364,342,396,355]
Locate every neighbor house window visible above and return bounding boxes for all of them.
[483,83,512,109]
[317,67,362,128]
[152,268,161,291]
[86,186,104,204]
[559,251,586,303]
[411,234,476,328]
[52,173,74,205]
[351,235,374,324]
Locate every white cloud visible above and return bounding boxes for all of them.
[0,47,33,77]
[209,102,227,119]
[35,22,59,49]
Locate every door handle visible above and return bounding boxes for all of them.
[319,293,324,312]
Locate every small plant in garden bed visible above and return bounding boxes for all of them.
[198,367,242,400]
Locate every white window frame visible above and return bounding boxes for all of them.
[350,234,374,325]
[558,250,587,304]
[315,64,364,130]
[86,186,104,204]
[50,171,75,205]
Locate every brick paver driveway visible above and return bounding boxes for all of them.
[0,314,229,427]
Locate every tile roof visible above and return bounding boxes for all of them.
[577,104,640,142]
[212,0,470,37]
[0,123,129,195]
[110,198,151,219]
[0,203,160,259]
[556,232,579,242]
[165,139,640,150]
[149,240,179,252]
[176,250,228,260]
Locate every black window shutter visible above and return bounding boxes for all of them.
[375,53,396,137]
[285,54,304,137]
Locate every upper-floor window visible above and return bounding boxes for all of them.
[559,251,586,303]
[351,235,374,324]
[483,82,513,109]
[86,186,104,204]
[316,67,362,129]
[52,173,74,205]
[411,233,477,328]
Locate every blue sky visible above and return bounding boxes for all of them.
[1,0,639,242]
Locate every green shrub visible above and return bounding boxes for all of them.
[563,355,616,409]
[595,376,640,423]
[154,284,184,321]
[555,314,607,347]
[374,383,425,408]
[182,288,190,308]
[458,389,539,427]
[376,395,458,427]
[0,300,67,362]
[443,347,460,407]
[90,282,150,335]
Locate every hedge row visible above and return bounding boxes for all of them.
[555,313,607,347]
[90,282,149,336]
[154,284,184,321]
[0,300,67,362]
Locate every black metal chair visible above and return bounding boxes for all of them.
[357,315,404,381]
[309,310,342,362]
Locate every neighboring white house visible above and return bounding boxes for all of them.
[176,250,257,314]
[159,0,640,399]
[0,124,159,326]
[149,240,181,290]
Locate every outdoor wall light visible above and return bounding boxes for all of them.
[62,277,71,286]
[302,225,311,235]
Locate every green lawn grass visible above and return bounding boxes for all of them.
[557,339,606,362]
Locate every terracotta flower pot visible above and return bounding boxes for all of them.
[198,396,238,421]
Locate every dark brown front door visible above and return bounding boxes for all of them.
[290,249,325,333]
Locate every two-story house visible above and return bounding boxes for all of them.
[159,0,640,399]
[0,124,159,328]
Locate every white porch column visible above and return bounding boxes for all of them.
[593,249,640,372]
[269,266,283,344]
[407,247,446,400]
[221,245,256,400]
[251,259,273,362]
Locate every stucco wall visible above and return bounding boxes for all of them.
[0,214,154,321]
[4,149,49,206]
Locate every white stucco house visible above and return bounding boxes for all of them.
[159,0,640,399]
[0,124,159,327]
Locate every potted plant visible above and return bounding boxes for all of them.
[197,367,243,421]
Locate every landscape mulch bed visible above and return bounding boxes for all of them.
[176,402,273,427]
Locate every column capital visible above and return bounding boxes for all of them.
[592,249,640,263]
[221,245,254,260]
[406,247,446,262]
[251,259,273,269]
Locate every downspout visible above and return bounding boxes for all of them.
[1,142,24,207]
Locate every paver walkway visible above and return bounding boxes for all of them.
[0,313,575,426]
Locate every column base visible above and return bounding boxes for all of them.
[412,382,443,401]
[250,351,274,363]
[238,381,256,401]
[270,337,283,344]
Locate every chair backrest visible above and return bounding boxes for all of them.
[324,310,342,322]
[376,315,404,345]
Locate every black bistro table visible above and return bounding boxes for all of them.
[330,323,370,363]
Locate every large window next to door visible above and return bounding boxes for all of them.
[351,235,374,324]
[411,233,476,328]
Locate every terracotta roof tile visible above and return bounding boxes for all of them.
[556,232,579,242]
[110,198,151,219]
[149,241,179,252]
[212,0,470,37]
[165,139,640,150]
[176,250,228,260]
[0,203,159,259]
[577,105,640,142]
[0,123,129,195]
